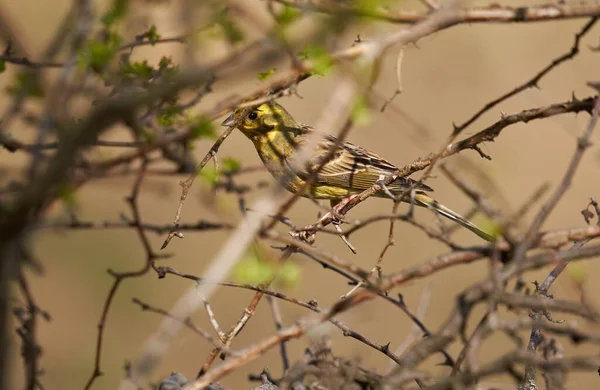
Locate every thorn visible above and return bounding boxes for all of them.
[570,333,586,344]
[587,81,600,93]
[439,357,454,367]
[473,145,491,160]
[382,342,391,352]
[3,41,12,55]
[397,293,404,305]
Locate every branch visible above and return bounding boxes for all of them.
[276,1,600,24]
[452,17,597,134]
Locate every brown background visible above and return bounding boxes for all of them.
[2,0,600,388]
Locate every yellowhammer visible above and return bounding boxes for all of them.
[222,101,494,242]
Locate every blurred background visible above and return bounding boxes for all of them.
[1,0,599,388]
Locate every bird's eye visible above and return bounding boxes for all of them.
[248,112,258,120]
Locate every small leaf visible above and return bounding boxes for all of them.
[78,32,122,72]
[145,25,161,45]
[257,68,276,81]
[121,60,154,80]
[5,72,44,98]
[473,214,503,240]
[234,256,274,285]
[157,106,182,127]
[190,116,216,139]
[158,56,173,70]
[275,5,300,26]
[277,260,301,287]
[299,44,333,76]
[222,157,242,173]
[102,0,129,26]
[199,169,219,185]
[57,183,77,210]
[214,8,244,44]
[158,56,179,77]
[356,0,378,13]
[567,263,587,284]
[351,96,371,126]
[0,60,5,73]
[143,131,156,144]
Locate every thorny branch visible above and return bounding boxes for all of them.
[452,17,598,135]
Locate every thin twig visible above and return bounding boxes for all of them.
[132,298,231,353]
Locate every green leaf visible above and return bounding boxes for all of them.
[257,68,276,81]
[234,256,274,285]
[299,44,333,76]
[158,56,179,77]
[88,41,114,69]
[199,169,219,185]
[214,8,244,44]
[0,60,5,73]
[121,60,154,80]
[57,183,77,210]
[143,131,156,144]
[277,260,301,287]
[275,5,300,26]
[222,157,242,173]
[567,263,587,284]
[5,72,44,98]
[78,32,122,72]
[157,105,182,127]
[158,56,173,70]
[190,116,216,139]
[145,25,161,45]
[473,214,503,240]
[102,0,129,26]
[351,96,371,126]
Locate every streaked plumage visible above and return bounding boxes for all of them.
[222,102,495,242]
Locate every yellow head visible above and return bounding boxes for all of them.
[221,101,299,139]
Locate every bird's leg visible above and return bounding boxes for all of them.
[376,175,398,201]
[334,224,357,254]
[329,197,358,254]
[406,188,417,218]
[375,175,418,218]
[329,195,358,223]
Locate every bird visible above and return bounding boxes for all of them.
[221,101,495,242]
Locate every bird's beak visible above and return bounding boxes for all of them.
[221,113,235,127]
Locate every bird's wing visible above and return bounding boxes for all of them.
[292,129,432,193]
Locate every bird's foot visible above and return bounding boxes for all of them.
[376,176,398,201]
[330,195,359,254]
[330,194,359,222]
[290,229,316,245]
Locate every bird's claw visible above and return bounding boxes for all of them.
[290,229,316,245]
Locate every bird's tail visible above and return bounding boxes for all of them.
[413,193,496,242]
